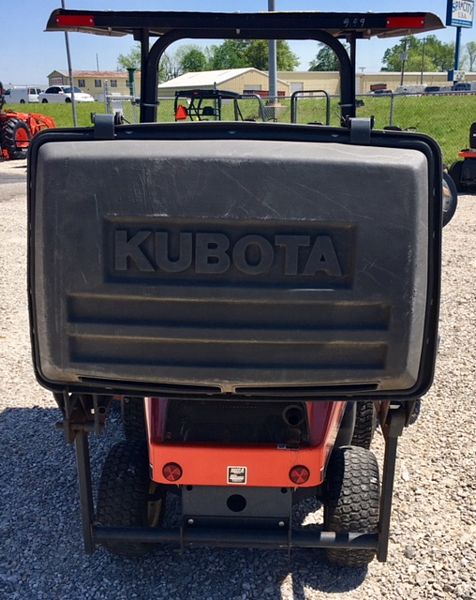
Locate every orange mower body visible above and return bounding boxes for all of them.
[0,109,56,160]
[146,398,347,488]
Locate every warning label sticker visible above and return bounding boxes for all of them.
[227,466,247,485]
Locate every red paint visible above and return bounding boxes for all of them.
[146,398,346,488]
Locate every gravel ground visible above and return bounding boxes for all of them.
[0,159,475,600]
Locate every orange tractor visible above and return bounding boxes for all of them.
[0,82,56,160]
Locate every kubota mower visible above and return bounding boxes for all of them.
[0,82,56,160]
[28,9,455,567]
[449,122,476,192]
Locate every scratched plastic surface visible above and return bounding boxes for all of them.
[30,136,430,396]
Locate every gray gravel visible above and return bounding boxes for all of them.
[0,159,475,599]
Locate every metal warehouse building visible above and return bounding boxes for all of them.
[158,68,290,97]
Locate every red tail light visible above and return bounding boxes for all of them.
[386,17,425,29]
[289,465,310,485]
[56,15,95,27]
[162,462,183,482]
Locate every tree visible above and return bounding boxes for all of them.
[174,45,209,74]
[309,43,348,71]
[118,44,173,82]
[381,35,454,72]
[244,40,299,71]
[208,40,249,69]
[117,45,141,70]
[463,41,476,71]
[158,54,174,82]
[209,40,299,71]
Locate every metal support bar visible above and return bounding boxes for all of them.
[94,525,378,550]
[454,26,462,72]
[139,28,150,123]
[349,34,357,100]
[142,28,355,124]
[377,403,407,562]
[74,430,95,554]
[268,0,277,105]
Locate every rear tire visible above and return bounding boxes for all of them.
[449,161,463,192]
[324,446,380,567]
[65,97,71,103]
[122,396,147,441]
[96,441,165,557]
[41,98,48,103]
[1,118,31,159]
[350,401,377,449]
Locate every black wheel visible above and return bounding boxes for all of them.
[20,99,25,104]
[449,161,463,193]
[324,446,380,567]
[41,98,48,103]
[350,401,377,449]
[1,118,31,159]
[122,396,147,441]
[96,441,166,557]
[65,97,71,103]
[442,171,458,226]
[407,398,421,425]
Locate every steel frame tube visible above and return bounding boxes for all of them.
[94,526,378,550]
[74,431,95,554]
[377,404,406,562]
[140,29,355,123]
[290,90,331,125]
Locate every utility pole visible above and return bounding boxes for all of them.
[420,38,427,84]
[400,37,408,86]
[61,0,77,126]
[268,0,278,105]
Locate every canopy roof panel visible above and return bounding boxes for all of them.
[46,10,444,40]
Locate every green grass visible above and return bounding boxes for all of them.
[8,94,475,164]
[6,102,106,128]
[357,95,476,165]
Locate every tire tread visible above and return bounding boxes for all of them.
[325,445,380,567]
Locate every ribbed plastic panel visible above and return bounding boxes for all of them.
[31,138,430,394]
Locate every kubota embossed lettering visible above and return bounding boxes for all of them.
[114,230,342,277]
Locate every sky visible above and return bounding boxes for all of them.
[2,0,475,86]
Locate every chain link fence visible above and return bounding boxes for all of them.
[289,91,476,163]
[106,89,476,165]
[356,92,476,164]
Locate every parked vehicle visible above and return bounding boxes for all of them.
[4,87,43,104]
[452,81,476,92]
[423,85,452,94]
[30,7,455,567]
[174,89,267,122]
[38,85,94,103]
[395,84,425,95]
